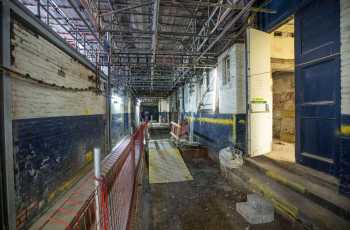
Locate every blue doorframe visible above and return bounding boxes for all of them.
[295,0,341,175]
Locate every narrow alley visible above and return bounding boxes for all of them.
[1,0,350,230]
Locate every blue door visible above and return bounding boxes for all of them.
[295,0,340,175]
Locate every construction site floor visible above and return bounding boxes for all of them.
[137,129,304,230]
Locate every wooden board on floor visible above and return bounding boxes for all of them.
[149,140,193,184]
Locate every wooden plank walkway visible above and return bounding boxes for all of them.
[148,140,193,184]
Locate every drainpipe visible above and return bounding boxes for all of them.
[189,112,194,144]
[245,28,250,156]
[106,32,111,153]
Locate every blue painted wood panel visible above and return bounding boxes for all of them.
[295,0,340,175]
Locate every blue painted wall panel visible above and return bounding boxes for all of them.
[183,113,247,154]
[13,115,105,224]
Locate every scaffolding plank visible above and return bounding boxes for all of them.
[149,140,193,184]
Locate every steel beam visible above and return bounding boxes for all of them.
[151,0,160,74]
[113,11,200,19]
[160,0,275,13]
[111,52,216,57]
[101,1,154,16]
[0,1,16,229]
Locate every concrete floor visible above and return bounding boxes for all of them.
[266,139,296,163]
[138,129,303,230]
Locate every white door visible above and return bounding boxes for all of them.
[247,28,272,156]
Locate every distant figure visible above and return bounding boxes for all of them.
[141,111,145,122]
[140,111,150,122]
[144,111,150,122]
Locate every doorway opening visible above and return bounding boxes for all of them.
[267,18,296,163]
[247,18,295,163]
[141,104,159,122]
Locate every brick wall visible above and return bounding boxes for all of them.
[11,20,106,228]
[272,72,295,143]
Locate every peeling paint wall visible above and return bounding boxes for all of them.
[341,0,350,116]
[340,0,350,196]
[272,72,295,143]
[11,20,106,228]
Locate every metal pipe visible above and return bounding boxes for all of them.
[36,0,41,19]
[94,147,101,230]
[197,0,256,61]
[106,33,111,153]
[46,0,49,24]
[100,1,154,16]
[160,0,275,13]
[66,0,99,43]
[0,1,16,229]
[9,0,107,80]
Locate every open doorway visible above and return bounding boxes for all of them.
[268,18,295,163]
[247,18,295,163]
[141,104,159,122]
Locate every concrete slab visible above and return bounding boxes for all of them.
[236,202,274,224]
[247,194,274,211]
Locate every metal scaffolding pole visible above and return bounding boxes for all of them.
[106,32,112,153]
[0,1,16,229]
[66,0,98,42]
[9,0,106,79]
[151,0,160,90]
[197,0,256,61]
